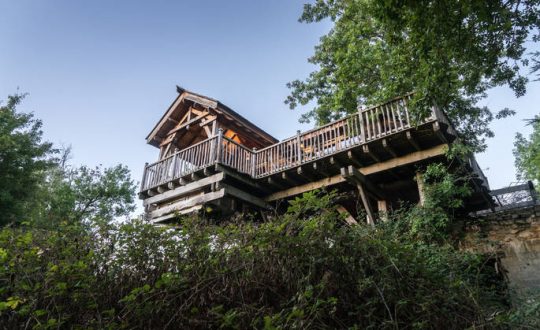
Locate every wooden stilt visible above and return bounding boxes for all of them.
[357,182,375,226]
[377,200,388,222]
[337,205,358,226]
[416,172,425,206]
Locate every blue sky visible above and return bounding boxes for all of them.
[1,0,539,208]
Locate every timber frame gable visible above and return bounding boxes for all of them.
[147,86,278,159]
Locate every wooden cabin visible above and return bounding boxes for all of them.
[139,86,492,224]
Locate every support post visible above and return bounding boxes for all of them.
[357,182,375,226]
[215,128,223,163]
[140,162,149,192]
[416,172,425,206]
[171,153,178,179]
[251,148,257,177]
[378,200,388,222]
[296,130,302,165]
[358,105,366,142]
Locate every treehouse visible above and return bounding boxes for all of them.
[139,86,492,224]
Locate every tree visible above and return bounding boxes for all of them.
[38,162,137,227]
[514,116,540,184]
[287,0,539,152]
[0,94,55,226]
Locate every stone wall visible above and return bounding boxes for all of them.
[459,204,540,295]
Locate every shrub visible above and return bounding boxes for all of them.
[0,191,510,329]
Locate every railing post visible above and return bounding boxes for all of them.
[296,130,302,165]
[358,105,366,142]
[171,151,178,180]
[140,162,149,192]
[215,128,223,163]
[251,148,257,177]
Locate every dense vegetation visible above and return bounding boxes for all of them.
[0,191,518,329]
[0,94,136,229]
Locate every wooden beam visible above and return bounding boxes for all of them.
[382,139,397,158]
[203,167,212,177]
[265,175,344,201]
[183,93,218,109]
[146,94,184,144]
[357,182,375,226]
[218,183,270,209]
[143,172,225,206]
[362,145,380,162]
[267,177,285,190]
[149,189,225,219]
[406,131,420,151]
[214,164,270,193]
[312,162,328,177]
[166,112,210,136]
[329,156,341,167]
[340,166,386,200]
[432,122,448,143]
[296,166,314,181]
[203,125,212,137]
[265,144,448,201]
[360,144,448,175]
[337,205,358,226]
[281,172,300,185]
[347,150,362,167]
[151,205,203,223]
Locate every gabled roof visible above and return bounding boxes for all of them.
[146,86,278,148]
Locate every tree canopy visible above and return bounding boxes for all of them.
[514,116,540,184]
[287,0,540,151]
[0,94,55,226]
[0,95,137,227]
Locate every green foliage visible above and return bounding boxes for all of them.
[43,164,136,227]
[501,291,540,328]
[0,192,511,329]
[0,94,136,228]
[0,94,56,226]
[287,0,539,151]
[513,115,540,184]
[387,163,473,243]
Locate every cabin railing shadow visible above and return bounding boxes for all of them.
[140,95,447,192]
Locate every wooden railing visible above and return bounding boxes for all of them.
[362,94,412,141]
[140,95,445,191]
[140,136,218,191]
[254,95,427,178]
[219,137,254,176]
[254,113,364,177]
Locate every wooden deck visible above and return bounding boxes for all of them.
[139,95,491,222]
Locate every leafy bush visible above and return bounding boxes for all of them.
[0,192,509,329]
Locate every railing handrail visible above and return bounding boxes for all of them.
[256,114,359,153]
[145,135,218,169]
[359,92,414,113]
[222,136,254,153]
